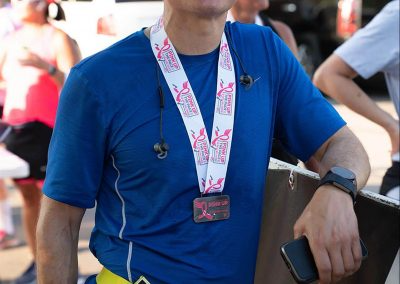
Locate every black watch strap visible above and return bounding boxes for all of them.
[318,171,357,203]
[48,65,57,76]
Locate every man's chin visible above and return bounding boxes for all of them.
[192,0,235,17]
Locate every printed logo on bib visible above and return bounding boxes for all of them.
[216,80,235,115]
[191,128,209,165]
[211,128,232,164]
[204,176,225,194]
[219,42,232,71]
[174,82,199,117]
[155,38,180,73]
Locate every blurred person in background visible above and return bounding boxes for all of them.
[0,0,81,283]
[228,0,300,165]
[0,0,19,38]
[228,0,298,57]
[0,0,19,113]
[0,179,20,250]
[0,0,20,251]
[313,0,399,200]
[37,0,370,283]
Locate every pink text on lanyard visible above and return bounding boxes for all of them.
[211,128,232,165]
[191,128,209,166]
[216,80,235,115]
[155,38,181,73]
[174,81,199,117]
[219,42,233,71]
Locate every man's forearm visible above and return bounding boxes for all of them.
[315,126,370,190]
[37,196,85,283]
[295,126,370,283]
[314,55,398,135]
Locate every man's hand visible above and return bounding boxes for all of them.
[294,185,362,283]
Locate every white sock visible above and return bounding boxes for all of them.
[0,200,14,235]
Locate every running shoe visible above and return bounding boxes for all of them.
[13,261,36,284]
[0,231,21,250]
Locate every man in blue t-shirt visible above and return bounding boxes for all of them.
[36,1,370,283]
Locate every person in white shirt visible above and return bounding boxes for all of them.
[314,0,399,200]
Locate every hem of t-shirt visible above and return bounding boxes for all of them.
[334,50,371,80]
[300,120,347,162]
[43,191,95,209]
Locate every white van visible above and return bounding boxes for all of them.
[58,0,163,57]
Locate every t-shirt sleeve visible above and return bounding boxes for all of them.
[43,67,107,208]
[334,2,400,79]
[273,33,346,162]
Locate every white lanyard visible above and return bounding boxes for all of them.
[150,18,236,194]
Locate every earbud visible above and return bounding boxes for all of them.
[240,74,254,89]
[154,141,169,159]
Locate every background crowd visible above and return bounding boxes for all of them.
[0,0,398,283]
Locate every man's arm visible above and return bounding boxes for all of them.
[294,126,370,284]
[313,52,399,155]
[37,196,85,284]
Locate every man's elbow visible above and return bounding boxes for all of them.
[312,63,330,92]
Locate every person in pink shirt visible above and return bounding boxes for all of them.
[0,0,20,252]
[0,0,80,282]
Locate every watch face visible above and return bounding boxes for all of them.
[331,167,356,180]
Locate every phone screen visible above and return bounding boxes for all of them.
[281,236,318,283]
[281,236,368,283]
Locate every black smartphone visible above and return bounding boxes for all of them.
[280,236,368,284]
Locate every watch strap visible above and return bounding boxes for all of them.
[48,65,57,76]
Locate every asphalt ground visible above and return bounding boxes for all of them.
[0,97,398,283]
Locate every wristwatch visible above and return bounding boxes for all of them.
[48,64,57,76]
[318,166,358,203]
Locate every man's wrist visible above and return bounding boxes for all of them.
[316,184,354,204]
[318,166,358,204]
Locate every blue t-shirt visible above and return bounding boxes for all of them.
[43,22,345,283]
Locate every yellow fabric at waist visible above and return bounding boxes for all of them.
[96,267,131,284]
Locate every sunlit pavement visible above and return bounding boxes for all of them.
[0,97,398,283]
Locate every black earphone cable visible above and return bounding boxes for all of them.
[225,27,248,77]
[225,27,254,89]
[156,64,166,145]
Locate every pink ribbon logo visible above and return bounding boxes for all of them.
[174,81,191,104]
[204,177,225,194]
[194,200,213,220]
[211,129,232,148]
[151,18,164,34]
[191,129,209,165]
[217,81,235,99]
[192,128,207,149]
[155,38,171,60]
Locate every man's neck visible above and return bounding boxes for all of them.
[160,8,227,55]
